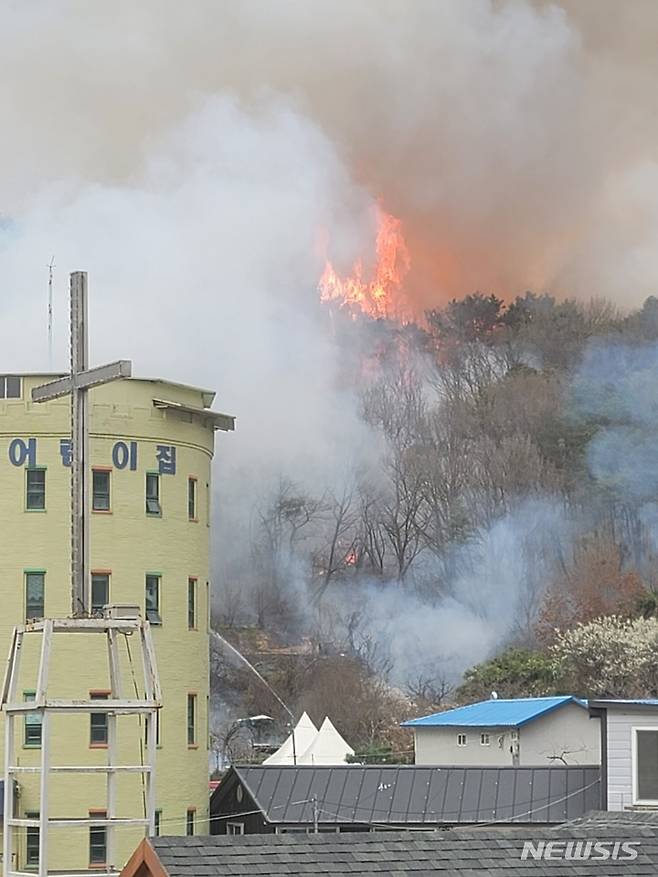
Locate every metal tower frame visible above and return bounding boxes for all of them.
[2,616,161,877]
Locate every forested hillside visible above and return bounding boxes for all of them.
[212,292,658,761]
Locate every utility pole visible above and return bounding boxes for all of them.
[312,794,319,834]
[47,257,55,369]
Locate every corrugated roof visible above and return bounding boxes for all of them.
[214,764,600,826]
[402,696,585,728]
[148,820,658,876]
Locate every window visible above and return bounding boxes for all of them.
[26,469,46,511]
[186,808,195,836]
[25,572,45,621]
[92,469,111,512]
[25,811,39,869]
[188,477,197,521]
[0,376,21,399]
[154,810,161,837]
[24,692,42,747]
[145,574,161,624]
[188,578,197,629]
[144,711,161,747]
[226,822,245,835]
[146,473,161,516]
[187,693,197,746]
[457,734,467,746]
[89,811,107,866]
[635,729,658,803]
[480,733,490,746]
[90,692,109,746]
[91,573,109,615]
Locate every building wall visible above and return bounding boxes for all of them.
[605,708,658,811]
[520,703,600,765]
[0,375,217,870]
[413,705,600,767]
[413,726,517,766]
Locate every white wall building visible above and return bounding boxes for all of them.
[589,699,658,811]
[403,696,600,767]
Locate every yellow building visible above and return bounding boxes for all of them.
[0,372,234,872]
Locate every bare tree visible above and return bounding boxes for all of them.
[406,673,455,713]
[379,447,430,580]
[356,479,387,575]
[250,478,324,628]
[313,487,359,598]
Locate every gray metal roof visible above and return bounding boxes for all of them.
[150,822,658,876]
[218,765,600,826]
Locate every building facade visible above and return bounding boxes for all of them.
[403,697,600,767]
[589,699,658,811]
[0,373,234,871]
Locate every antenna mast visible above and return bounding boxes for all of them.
[47,256,55,368]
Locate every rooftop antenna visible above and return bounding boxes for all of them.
[47,256,55,368]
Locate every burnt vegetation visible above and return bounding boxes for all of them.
[213,292,658,758]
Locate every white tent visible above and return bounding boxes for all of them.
[262,712,318,765]
[298,716,355,766]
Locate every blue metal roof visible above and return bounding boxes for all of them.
[589,699,658,709]
[402,697,586,728]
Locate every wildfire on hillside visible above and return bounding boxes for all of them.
[319,206,413,323]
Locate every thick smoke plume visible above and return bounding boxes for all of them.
[3,1,658,307]
[2,2,658,691]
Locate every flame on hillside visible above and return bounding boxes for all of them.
[319,206,412,323]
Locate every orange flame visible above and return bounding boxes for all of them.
[319,206,411,322]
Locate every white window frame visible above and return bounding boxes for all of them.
[226,822,245,835]
[457,733,467,747]
[632,725,658,805]
[480,732,490,746]
[0,375,22,399]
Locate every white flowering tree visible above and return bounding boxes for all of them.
[551,615,658,697]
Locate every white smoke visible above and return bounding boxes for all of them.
[3,1,658,305]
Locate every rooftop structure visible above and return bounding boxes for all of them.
[210,764,601,833]
[402,696,587,728]
[121,815,658,877]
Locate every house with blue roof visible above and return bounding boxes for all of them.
[402,696,600,768]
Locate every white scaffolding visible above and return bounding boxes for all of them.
[1,615,161,877]
[0,272,159,876]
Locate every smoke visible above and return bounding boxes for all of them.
[0,96,375,475]
[573,341,658,543]
[335,499,572,684]
[2,2,658,695]
[3,1,658,307]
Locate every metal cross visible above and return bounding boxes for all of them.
[32,272,132,616]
